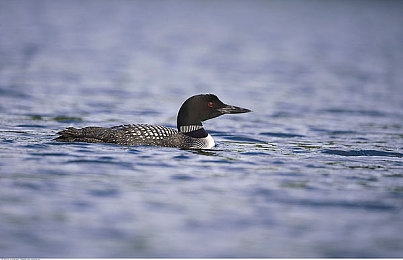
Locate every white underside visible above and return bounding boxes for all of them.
[186,133,216,150]
[205,134,215,149]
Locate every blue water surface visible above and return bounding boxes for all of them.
[0,0,402,257]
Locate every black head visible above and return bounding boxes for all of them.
[177,94,251,130]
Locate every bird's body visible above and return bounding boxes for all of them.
[55,94,250,149]
[56,124,215,149]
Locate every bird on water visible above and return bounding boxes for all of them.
[55,94,251,149]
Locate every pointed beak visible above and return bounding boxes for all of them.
[217,104,252,114]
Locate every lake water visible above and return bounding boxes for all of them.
[0,0,402,257]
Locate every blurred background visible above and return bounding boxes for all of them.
[1,0,402,119]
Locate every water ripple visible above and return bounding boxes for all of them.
[322,149,403,158]
[222,135,266,144]
[259,132,305,138]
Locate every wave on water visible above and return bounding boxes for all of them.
[260,132,305,138]
[322,149,403,158]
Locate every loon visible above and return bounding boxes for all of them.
[55,94,251,149]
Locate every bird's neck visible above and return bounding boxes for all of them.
[178,124,208,138]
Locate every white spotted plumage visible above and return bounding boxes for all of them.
[105,124,215,149]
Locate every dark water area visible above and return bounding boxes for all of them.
[0,0,402,257]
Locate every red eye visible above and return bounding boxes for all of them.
[208,102,213,108]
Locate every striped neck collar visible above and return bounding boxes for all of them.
[179,125,204,133]
[179,125,208,138]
